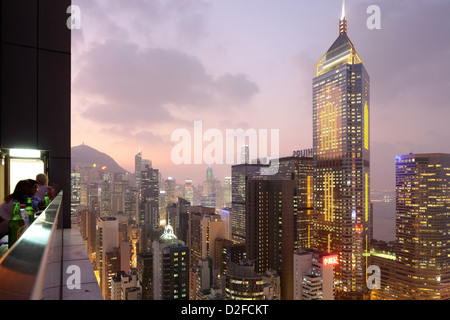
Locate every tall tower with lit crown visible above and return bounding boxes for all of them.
[312,0,370,298]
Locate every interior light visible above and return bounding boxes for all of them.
[9,148,41,158]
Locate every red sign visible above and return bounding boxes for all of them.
[323,255,338,266]
[355,224,363,233]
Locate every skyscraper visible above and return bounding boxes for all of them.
[231,163,269,244]
[224,177,232,207]
[123,188,137,223]
[184,179,194,204]
[394,153,450,299]
[140,163,160,252]
[97,217,119,299]
[241,145,249,164]
[137,252,153,300]
[188,206,225,268]
[111,172,129,215]
[152,224,189,300]
[277,152,314,249]
[312,1,370,298]
[201,167,220,209]
[164,177,176,209]
[135,148,142,190]
[71,171,81,214]
[100,172,111,217]
[246,178,298,300]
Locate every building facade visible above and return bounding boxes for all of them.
[225,260,265,300]
[394,153,450,299]
[0,0,72,227]
[231,163,269,244]
[188,206,225,268]
[246,178,298,300]
[97,217,119,299]
[277,153,314,249]
[312,5,370,297]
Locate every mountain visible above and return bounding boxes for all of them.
[71,144,129,174]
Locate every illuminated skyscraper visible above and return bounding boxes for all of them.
[71,171,81,214]
[312,1,370,297]
[394,153,450,299]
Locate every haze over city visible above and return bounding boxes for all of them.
[71,0,450,193]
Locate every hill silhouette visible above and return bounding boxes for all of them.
[71,144,129,174]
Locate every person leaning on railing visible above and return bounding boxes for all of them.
[0,180,34,239]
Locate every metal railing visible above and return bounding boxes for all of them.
[0,192,64,300]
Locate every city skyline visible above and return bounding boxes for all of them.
[71,0,450,192]
[68,1,450,301]
[4,0,450,303]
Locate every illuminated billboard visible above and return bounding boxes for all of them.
[323,255,338,266]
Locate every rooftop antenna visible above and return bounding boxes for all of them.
[341,0,346,21]
[339,0,347,35]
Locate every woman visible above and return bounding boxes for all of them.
[0,180,33,239]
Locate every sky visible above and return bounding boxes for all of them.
[71,0,450,192]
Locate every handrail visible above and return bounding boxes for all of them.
[0,192,63,300]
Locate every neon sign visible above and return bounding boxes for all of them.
[355,224,363,233]
[323,255,338,266]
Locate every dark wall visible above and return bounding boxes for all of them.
[1,0,71,228]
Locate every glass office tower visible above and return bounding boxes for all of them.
[312,4,370,298]
[395,153,450,299]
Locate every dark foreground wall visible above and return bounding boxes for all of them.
[1,1,71,228]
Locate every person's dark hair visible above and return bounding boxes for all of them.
[28,179,38,185]
[5,180,33,203]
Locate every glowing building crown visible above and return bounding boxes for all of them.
[316,0,362,76]
[160,223,178,241]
